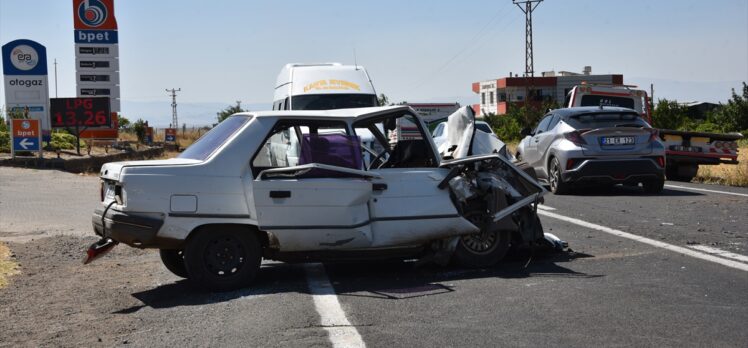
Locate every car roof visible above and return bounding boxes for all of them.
[552,106,639,118]
[235,105,414,121]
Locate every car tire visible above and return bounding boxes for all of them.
[159,249,188,278]
[642,177,665,194]
[453,213,511,268]
[184,227,262,292]
[549,157,571,195]
[666,164,697,182]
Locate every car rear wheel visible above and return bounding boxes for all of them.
[184,228,262,292]
[642,177,665,194]
[454,213,511,268]
[549,158,571,195]
[159,249,188,278]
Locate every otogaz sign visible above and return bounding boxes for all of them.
[2,39,51,141]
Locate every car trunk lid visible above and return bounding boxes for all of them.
[579,127,654,156]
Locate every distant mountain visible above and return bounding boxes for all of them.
[626,78,745,104]
[120,100,271,128]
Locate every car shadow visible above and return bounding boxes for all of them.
[120,248,600,312]
[567,185,702,197]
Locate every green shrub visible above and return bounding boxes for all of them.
[0,131,9,153]
[50,132,85,150]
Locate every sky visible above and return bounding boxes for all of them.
[1,0,747,127]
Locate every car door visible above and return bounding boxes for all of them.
[354,108,478,247]
[534,114,560,178]
[524,115,553,173]
[250,119,376,252]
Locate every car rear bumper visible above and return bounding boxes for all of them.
[562,158,664,184]
[92,208,178,248]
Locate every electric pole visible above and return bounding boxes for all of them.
[166,88,181,130]
[513,0,542,119]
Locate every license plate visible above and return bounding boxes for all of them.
[671,145,702,153]
[601,136,635,146]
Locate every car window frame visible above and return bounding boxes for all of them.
[250,118,353,177]
[534,115,553,135]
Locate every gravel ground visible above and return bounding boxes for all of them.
[0,235,165,347]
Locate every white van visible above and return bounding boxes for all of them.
[273,63,379,110]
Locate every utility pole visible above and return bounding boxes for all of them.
[513,0,542,120]
[166,88,181,132]
[53,59,58,98]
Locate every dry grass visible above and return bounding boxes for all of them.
[0,242,20,289]
[695,146,748,187]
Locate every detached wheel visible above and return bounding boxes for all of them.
[184,228,262,292]
[159,249,188,278]
[549,157,571,195]
[642,177,665,194]
[454,213,511,268]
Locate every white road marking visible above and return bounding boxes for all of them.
[537,205,556,211]
[664,184,748,198]
[537,210,748,272]
[687,245,748,264]
[304,263,366,348]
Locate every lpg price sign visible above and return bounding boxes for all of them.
[50,97,112,128]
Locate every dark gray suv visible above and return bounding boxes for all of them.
[516,107,666,194]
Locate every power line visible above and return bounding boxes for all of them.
[408,5,513,91]
[166,88,181,129]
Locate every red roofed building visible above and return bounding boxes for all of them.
[472,67,624,116]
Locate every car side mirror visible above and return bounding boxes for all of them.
[520,127,532,137]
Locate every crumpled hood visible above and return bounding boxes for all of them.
[440,106,476,159]
[99,158,201,181]
[438,106,508,160]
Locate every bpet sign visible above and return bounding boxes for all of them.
[2,39,51,141]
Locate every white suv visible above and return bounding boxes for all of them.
[90,106,546,291]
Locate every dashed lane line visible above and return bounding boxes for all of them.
[304,263,366,348]
[664,184,748,198]
[537,210,748,272]
[537,205,556,211]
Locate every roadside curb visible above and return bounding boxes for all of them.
[0,147,164,173]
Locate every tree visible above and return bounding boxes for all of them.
[652,98,688,130]
[378,93,389,106]
[117,115,131,130]
[708,82,748,133]
[132,119,147,143]
[216,101,246,123]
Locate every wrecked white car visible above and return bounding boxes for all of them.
[88,105,551,291]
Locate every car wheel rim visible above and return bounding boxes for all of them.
[550,162,559,191]
[461,213,499,255]
[204,236,245,276]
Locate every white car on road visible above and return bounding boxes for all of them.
[89,106,546,291]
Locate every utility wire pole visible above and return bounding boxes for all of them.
[166,88,181,129]
[53,59,58,98]
[513,0,542,121]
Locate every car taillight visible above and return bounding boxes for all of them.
[647,128,659,142]
[566,159,578,170]
[714,141,738,151]
[564,130,588,145]
[656,156,665,167]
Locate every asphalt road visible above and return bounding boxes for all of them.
[1,167,747,347]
